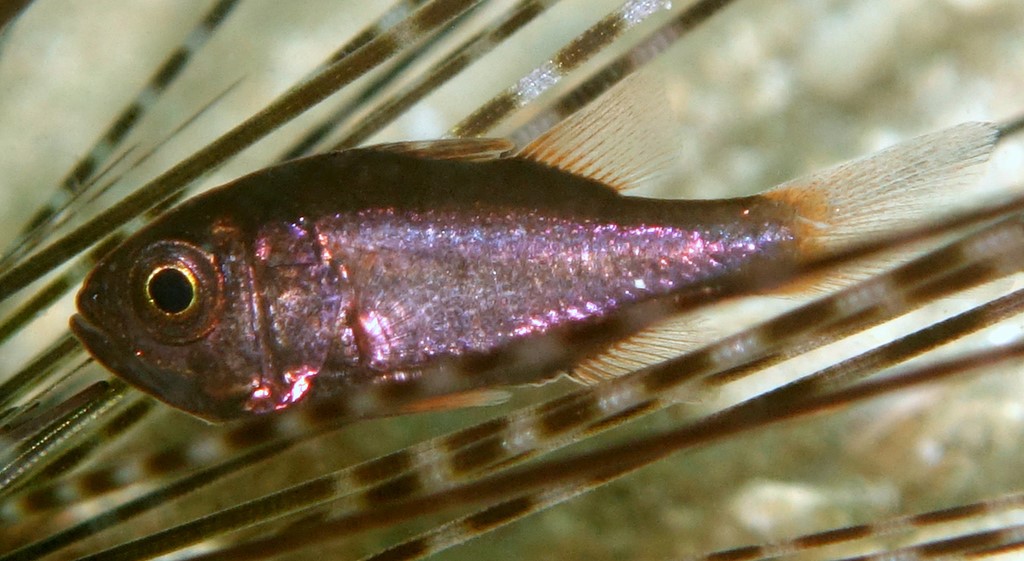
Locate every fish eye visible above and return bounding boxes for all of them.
[131,241,221,343]
[146,266,198,315]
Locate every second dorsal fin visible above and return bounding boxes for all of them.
[370,138,516,161]
[517,73,680,191]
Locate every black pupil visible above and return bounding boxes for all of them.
[148,268,195,314]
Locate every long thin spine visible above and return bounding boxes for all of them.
[224,212,1024,552]
[0,0,741,530]
[275,0,447,158]
[0,407,334,523]
[317,0,561,153]
[360,285,1024,561]
[350,347,1024,538]
[0,0,242,265]
[0,0,543,409]
[0,334,82,416]
[0,0,442,353]
[0,0,488,301]
[0,380,129,496]
[837,524,1024,561]
[16,180,1024,552]
[303,217,1024,544]
[4,0,950,505]
[0,235,121,348]
[0,1,500,531]
[171,334,1024,561]
[323,0,432,66]
[322,187,1024,420]
[682,493,1024,561]
[0,397,155,519]
[2,2,1024,556]
[448,0,675,137]
[508,0,737,145]
[39,207,1024,561]
[0,1,30,34]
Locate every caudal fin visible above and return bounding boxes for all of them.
[765,122,1001,256]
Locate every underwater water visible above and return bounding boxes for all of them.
[1,1,1024,560]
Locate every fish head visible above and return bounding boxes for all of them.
[71,207,267,423]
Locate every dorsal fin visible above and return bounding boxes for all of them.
[369,138,515,161]
[517,73,680,191]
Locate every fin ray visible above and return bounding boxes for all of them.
[518,73,679,191]
[568,315,706,386]
[369,138,516,161]
[765,122,1001,257]
[393,388,511,414]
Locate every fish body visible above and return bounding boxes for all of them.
[70,65,1001,423]
[72,147,800,422]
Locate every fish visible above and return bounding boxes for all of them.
[69,70,1001,423]
[2,2,1024,561]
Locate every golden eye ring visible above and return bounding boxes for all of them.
[131,240,221,344]
[145,264,200,316]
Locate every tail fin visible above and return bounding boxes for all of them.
[764,122,1001,256]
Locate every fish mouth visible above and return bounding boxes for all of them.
[69,314,231,422]
[70,314,143,384]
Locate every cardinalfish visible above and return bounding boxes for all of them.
[69,77,1002,423]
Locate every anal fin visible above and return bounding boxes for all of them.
[567,314,707,386]
[393,388,511,414]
